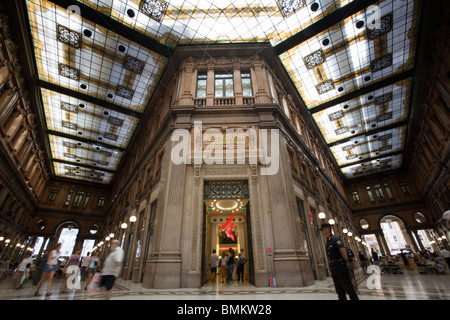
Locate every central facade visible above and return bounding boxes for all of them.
[103,44,354,289]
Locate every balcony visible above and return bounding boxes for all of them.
[214,97,236,106]
[193,96,255,107]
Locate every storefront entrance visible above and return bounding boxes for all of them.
[201,180,255,286]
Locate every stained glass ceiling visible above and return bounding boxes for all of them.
[23,0,421,183]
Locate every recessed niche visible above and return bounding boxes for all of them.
[360,219,369,229]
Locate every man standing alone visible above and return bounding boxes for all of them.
[99,240,124,300]
[209,249,219,281]
[320,223,359,300]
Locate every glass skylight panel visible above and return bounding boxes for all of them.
[53,162,114,184]
[312,79,411,144]
[24,0,419,182]
[49,135,123,171]
[41,89,139,149]
[78,0,355,46]
[27,0,167,112]
[330,126,406,167]
[280,0,419,108]
[341,154,402,179]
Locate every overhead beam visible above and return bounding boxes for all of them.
[52,158,116,174]
[273,0,380,55]
[338,150,404,169]
[47,129,127,153]
[327,120,408,148]
[46,0,174,59]
[309,68,415,115]
[38,80,142,119]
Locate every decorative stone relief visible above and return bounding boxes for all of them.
[204,166,248,177]
[191,164,202,271]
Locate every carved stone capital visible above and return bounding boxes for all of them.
[131,199,140,210]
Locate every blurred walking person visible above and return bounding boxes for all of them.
[34,243,62,297]
[12,252,33,289]
[85,251,101,290]
[98,240,124,300]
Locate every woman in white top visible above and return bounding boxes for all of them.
[34,242,62,297]
[220,253,229,283]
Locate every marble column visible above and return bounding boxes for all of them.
[143,139,187,289]
[260,133,314,287]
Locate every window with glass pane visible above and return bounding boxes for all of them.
[241,71,253,96]
[351,191,360,204]
[215,72,234,97]
[47,190,58,202]
[65,189,74,205]
[366,187,375,202]
[83,192,91,208]
[97,196,106,208]
[288,149,297,173]
[384,183,394,199]
[72,191,84,206]
[196,72,207,98]
[373,185,385,200]
[400,182,411,195]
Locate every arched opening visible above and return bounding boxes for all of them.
[380,215,410,255]
[55,221,80,257]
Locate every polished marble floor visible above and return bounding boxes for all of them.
[0,269,449,301]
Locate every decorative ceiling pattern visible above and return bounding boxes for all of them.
[280,0,418,108]
[24,0,420,182]
[312,79,411,144]
[78,0,355,46]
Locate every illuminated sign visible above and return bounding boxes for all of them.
[221,215,235,241]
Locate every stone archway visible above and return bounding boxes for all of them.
[54,221,80,256]
[379,215,412,254]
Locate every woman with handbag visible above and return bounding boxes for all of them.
[85,251,100,290]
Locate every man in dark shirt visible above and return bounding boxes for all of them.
[320,223,359,300]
